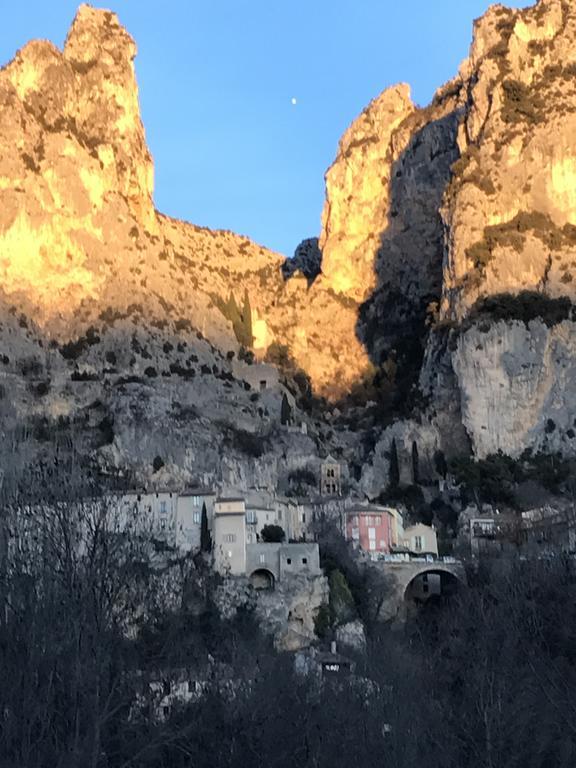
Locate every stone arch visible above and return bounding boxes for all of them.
[403,566,463,604]
[249,568,275,590]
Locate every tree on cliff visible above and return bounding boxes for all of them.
[280,393,292,426]
[241,289,253,348]
[200,502,212,552]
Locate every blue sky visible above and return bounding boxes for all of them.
[3,1,532,256]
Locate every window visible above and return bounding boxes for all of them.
[223,533,236,543]
[352,515,358,526]
[160,519,166,530]
[193,512,200,524]
[301,512,306,523]
[193,495,200,507]
[375,516,381,526]
[278,510,282,520]
[260,380,267,391]
[302,557,307,565]
[246,511,256,524]
[187,680,196,693]
[286,558,292,565]
[414,535,423,551]
[259,554,266,564]
[159,501,167,515]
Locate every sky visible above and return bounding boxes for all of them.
[2,1,533,256]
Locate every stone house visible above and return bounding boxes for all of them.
[175,488,216,551]
[520,506,576,553]
[213,497,247,575]
[115,488,216,553]
[245,504,282,543]
[401,523,438,556]
[232,361,279,392]
[276,496,309,542]
[118,490,178,545]
[245,542,321,589]
[468,511,519,558]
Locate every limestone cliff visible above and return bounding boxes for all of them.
[0,4,374,401]
[309,0,576,459]
[6,0,576,478]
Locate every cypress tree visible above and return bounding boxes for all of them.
[411,440,420,485]
[200,502,212,552]
[280,393,292,425]
[389,438,400,489]
[242,289,253,348]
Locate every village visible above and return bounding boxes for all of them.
[113,455,446,597]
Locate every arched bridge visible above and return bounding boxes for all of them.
[374,557,467,620]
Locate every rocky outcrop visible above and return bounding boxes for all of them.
[335,620,366,652]
[441,0,576,321]
[453,318,576,457]
[319,84,415,302]
[215,574,328,651]
[282,238,322,285]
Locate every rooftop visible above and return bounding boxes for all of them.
[181,488,216,497]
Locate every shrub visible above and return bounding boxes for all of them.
[98,416,114,446]
[464,291,573,330]
[314,604,332,638]
[29,380,50,397]
[329,569,356,625]
[152,456,165,473]
[144,366,158,378]
[70,371,99,382]
[288,468,317,488]
[501,79,544,125]
[231,428,267,458]
[260,524,285,543]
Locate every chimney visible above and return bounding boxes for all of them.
[330,640,337,655]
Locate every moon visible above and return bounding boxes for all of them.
[291,97,297,106]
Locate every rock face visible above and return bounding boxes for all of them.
[215,574,328,652]
[5,0,576,475]
[453,319,576,458]
[0,4,375,401]
[309,0,576,458]
[319,84,415,302]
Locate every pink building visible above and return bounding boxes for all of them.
[345,505,393,554]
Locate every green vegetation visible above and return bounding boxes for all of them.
[260,524,285,543]
[464,291,573,330]
[200,502,212,552]
[213,290,253,347]
[450,449,571,506]
[280,393,292,425]
[152,455,165,473]
[465,212,576,273]
[388,438,400,489]
[328,569,356,625]
[501,79,545,125]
